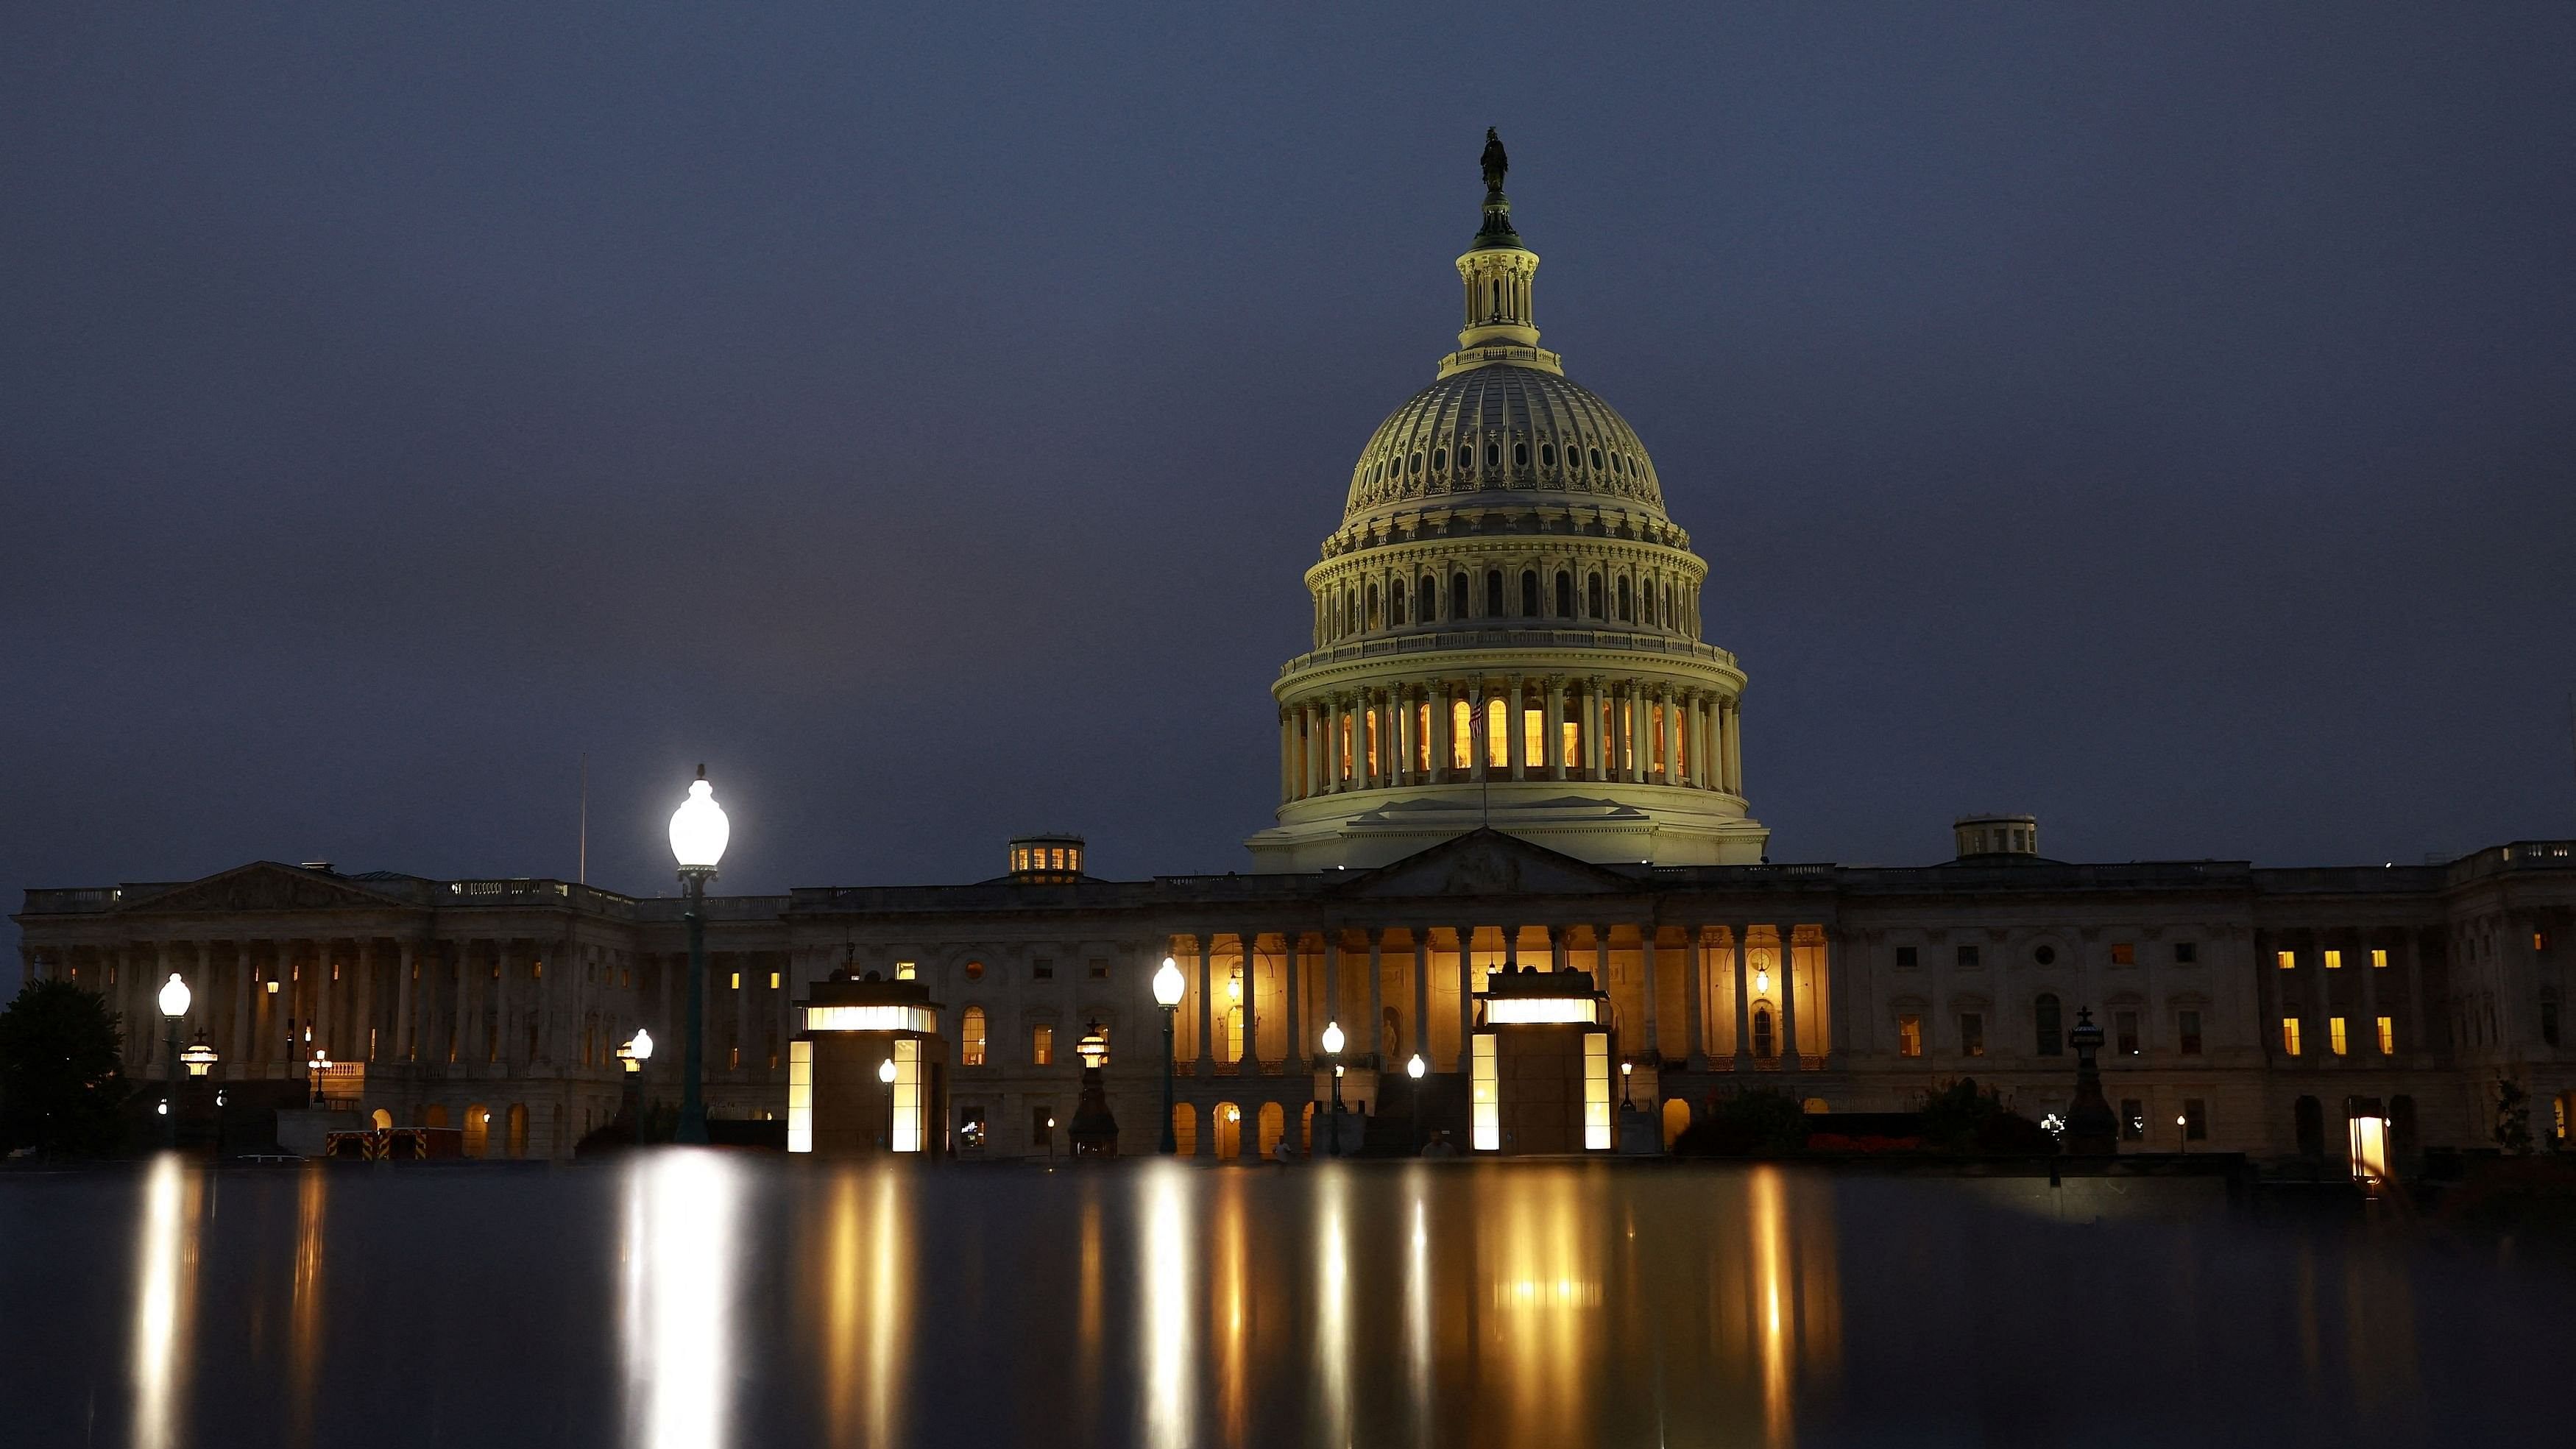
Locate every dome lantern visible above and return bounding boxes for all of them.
[1445,128,1557,378]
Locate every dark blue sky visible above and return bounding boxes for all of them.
[7,5,2574,980]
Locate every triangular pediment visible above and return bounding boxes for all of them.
[121,862,414,915]
[1332,829,1642,900]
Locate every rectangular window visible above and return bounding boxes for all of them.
[2324,949,2343,970]
[1957,944,1981,968]
[2376,1015,2396,1054]
[768,971,781,991]
[1524,706,1544,770]
[1033,1024,1054,1066]
[1897,1014,1922,1057]
[2116,1010,2140,1056]
[2120,1099,2145,1141]
[2370,948,2388,969]
[2276,950,2296,970]
[963,1013,987,1067]
[1958,1013,1984,1057]
[1365,706,1380,778]
[2179,1010,2203,1055]
[2281,1017,2302,1055]
[1451,699,1473,768]
[1031,1107,1052,1149]
[2541,1002,2561,1048]
[2111,943,2136,966]
[1470,1034,1499,1151]
[1033,958,1054,980]
[2183,1099,2207,1141]
[1088,959,1108,980]
[729,971,740,991]
[1340,714,1354,780]
[1560,719,1580,769]
[894,961,916,981]
[2175,942,2198,965]
[1416,702,1432,773]
[786,1040,813,1153]
[1649,704,1666,775]
[2329,1016,2349,1055]
[1895,946,1919,968]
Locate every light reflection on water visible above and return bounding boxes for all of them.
[21,1155,2561,1447]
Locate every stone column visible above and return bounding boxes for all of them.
[1733,929,1755,1069]
[1504,922,1521,971]
[1429,684,1450,783]
[314,938,338,1063]
[230,942,253,1070]
[1684,926,1708,1068]
[1631,681,1651,784]
[353,938,376,1062]
[1724,698,1744,795]
[1284,931,1305,1069]
[1582,678,1603,779]
[2360,933,2382,1054]
[1393,688,1412,786]
[1454,925,1476,1071]
[1367,930,1385,1065]
[1546,676,1568,782]
[1509,675,1527,782]
[1641,926,1661,1060]
[1662,688,1681,784]
[395,940,416,1062]
[1239,931,1259,1066]
[1412,932,1432,1061]
[1191,935,1214,1068]
[1778,928,1802,1073]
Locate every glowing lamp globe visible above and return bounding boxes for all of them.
[1076,1021,1109,1069]
[629,1027,654,1063]
[1152,956,1186,1008]
[158,973,191,1019]
[877,1057,897,1085]
[1320,1020,1345,1057]
[1406,1053,1426,1080]
[668,765,730,872]
[180,1035,219,1078]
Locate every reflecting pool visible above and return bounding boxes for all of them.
[0,1153,2566,1447]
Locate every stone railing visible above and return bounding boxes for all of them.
[1279,627,1738,676]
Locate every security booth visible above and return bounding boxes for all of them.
[788,969,949,1157]
[1470,966,1614,1155]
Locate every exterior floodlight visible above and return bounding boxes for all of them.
[629,1027,654,1062]
[158,973,191,1018]
[668,765,729,871]
[1152,956,1186,1008]
[878,1057,897,1085]
[1406,1053,1426,1080]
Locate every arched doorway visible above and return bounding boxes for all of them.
[1257,1102,1285,1158]
[2293,1095,2324,1158]
[1300,1101,1317,1153]
[370,1108,394,1130]
[1752,1005,1777,1062]
[1661,1098,1691,1149]
[1214,1102,1242,1160]
[506,1103,528,1158]
[421,1103,450,1129]
[463,1103,490,1158]
[1172,1103,1197,1157]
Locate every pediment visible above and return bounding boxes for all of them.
[121,862,410,915]
[1334,829,1641,900]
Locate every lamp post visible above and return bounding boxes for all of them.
[2176,1113,2189,1155]
[157,974,190,1149]
[879,1057,897,1153]
[1320,1020,1346,1158]
[668,765,730,1145]
[1406,1052,1425,1151]
[1153,956,1186,1155]
[309,1049,331,1107]
[181,1033,219,1156]
[617,1028,653,1141]
[1621,1059,1634,1109]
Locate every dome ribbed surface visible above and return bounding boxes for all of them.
[1343,366,1665,521]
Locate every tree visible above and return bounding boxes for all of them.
[2494,1074,2533,1155]
[0,979,133,1156]
[1919,1077,2053,1154]
[1673,1088,1811,1157]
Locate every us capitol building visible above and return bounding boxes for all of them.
[18,136,2574,1165]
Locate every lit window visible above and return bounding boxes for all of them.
[1560,719,1579,769]
[1523,706,1543,769]
[2282,1018,2302,1055]
[1416,702,1432,772]
[1897,1013,1922,1057]
[894,961,916,981]
[1033,1024,1053,1066]
[2375,1015,2395,1054]
[1451,699,1473,768]
[2329,1016,2349,1055]
[962,1007,987,1067]
[2276,950,2296,970]
[2110,943,2135,966]
[2179,1010,2203,1055]
[2324,949,2343,970]
[729,971,740,991]
[1484,697,1509,768]
[2370,949,2388,969]
[768,971,781,991]
[1958,1013,1984,1057]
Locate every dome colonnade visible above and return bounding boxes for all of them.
[1249,132,1768,871]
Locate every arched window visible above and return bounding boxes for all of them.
[1366,583,1381,630]
[1565,443,1582,471]
[1389,577,1407,625]
[2035,994,2062,1057]
[1485,570,1504,617]
[1752,1006,1777,1061]
[1540,442,1556,467]
[1617,575,1634,622]
[1643,579,1658,627]
[1457,444,1473,472]
[1431,447,1446,475]
[1409,452,1423,476]
[1587,573,1604,617]
[1519,570,1539,617]
[1513,441,1529,468]
[1420,574,1438,620]
[1485,695,1510,768]
[1554,570,1573,617]
[1590,447,1605,470]
[1451,572,1471,620]
[1485,442,1500,469]
[962,1006,987,1066]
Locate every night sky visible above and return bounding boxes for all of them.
[7,6,2574,985]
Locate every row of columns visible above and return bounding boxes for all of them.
[1172,924,1823,1073]
[1279,676,1744,803]
[1314,561,1699,647]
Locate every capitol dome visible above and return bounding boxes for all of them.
[1246,132,1769,874]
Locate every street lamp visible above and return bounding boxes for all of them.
[879,1056,897,1153]
[309,1049,332,1106]
[157,973,190,1149]
[668,765,730,1144]
[2175,1113,2189,1155]
[1320,1020,1346,1158]
[1153,955,1186,1155]
[180,1033,219,1078]
[1621,1058,1634,1109]
[617,1028,652,1140]
[1406,1052,1425,1151]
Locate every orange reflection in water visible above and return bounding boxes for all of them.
[1732,1166,1841,1449]
[815,1166,911,1449]
[1482,1169,1605,1446]
[288,1165,329,1448]
[1208,1169,1250,1446]
[130,1155,201,1449]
